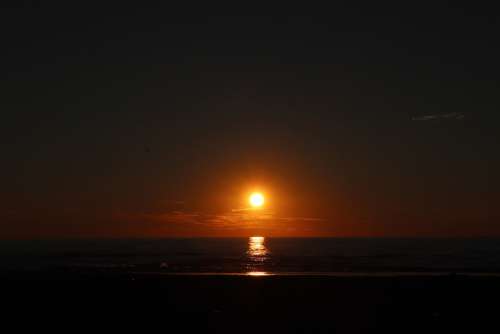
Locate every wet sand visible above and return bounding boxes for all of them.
[2,273,500,332]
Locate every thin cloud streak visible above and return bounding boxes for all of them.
[412,112,465,121]
[117,209,325,231]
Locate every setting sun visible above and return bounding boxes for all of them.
[249,192,265,208]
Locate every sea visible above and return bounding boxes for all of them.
[2,237,500,277]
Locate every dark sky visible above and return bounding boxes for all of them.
[2,3,500,238]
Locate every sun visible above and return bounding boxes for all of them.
[249,192,265,208]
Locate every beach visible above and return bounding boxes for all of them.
[2,238,500,332]
[3,273,500,333]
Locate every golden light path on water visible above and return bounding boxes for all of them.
[246,236,270,276]
[247,271,269,276]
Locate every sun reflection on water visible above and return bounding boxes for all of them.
[246,236,270,276]
[248,236,268,257]
[246,271,269,276]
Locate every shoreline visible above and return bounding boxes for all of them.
[130,271,500,277]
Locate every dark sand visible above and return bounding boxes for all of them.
[2,273,500,333]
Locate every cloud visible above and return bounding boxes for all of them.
[116,208,324,231]
[276,217,325,222]
[412,112,465,121]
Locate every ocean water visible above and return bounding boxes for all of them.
[2,237,500,276]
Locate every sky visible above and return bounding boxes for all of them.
[1,3,500,238]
